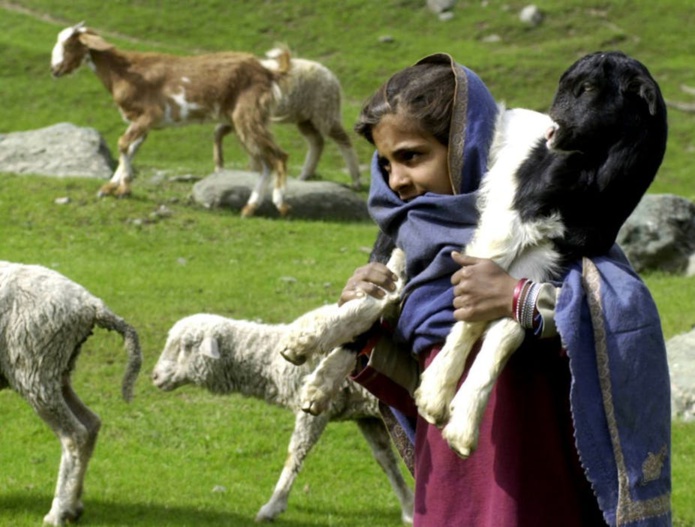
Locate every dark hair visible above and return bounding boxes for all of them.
[354,62,456,146]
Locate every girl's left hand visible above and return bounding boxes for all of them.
[450,251,517,322]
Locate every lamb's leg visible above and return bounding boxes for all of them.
[279,248,406,366]
[296,120,324,180]
[328,123,362,191]
[26,385,94,526]
[442,318,525,458]
[213,123,233,171]
[414,320,487,427]
[99,122,147,198]
[355,417,414,525]
[255,411,330,522]
[299,346,356,415]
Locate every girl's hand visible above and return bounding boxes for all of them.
[339,262,399,306]
[451,251,517,322]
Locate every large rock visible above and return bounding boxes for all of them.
[666,329,695,422]
[617,194,695,275]
[192,170,370,221]
[0,122,115,179]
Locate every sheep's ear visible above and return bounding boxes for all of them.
[78,32,113,52]
[199,336,220,360]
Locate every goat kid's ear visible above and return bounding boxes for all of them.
[623,75,660,116]
[199,336,220,360]
[78,32,113,52]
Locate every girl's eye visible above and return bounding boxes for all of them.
[377,156,391,173]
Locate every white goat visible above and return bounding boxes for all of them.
[50,22,292,217]
[0,261,142,527]
[257,50,362,190]
[152,313,413,524]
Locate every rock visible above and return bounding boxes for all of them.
[427,0,456,14]
[0,123,115,179]
[519,5,544,26]
[191,170,370,221]
[617,194,695,275]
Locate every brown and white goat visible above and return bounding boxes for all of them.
[51,23,292,217]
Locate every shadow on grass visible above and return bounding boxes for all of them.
[0,493,403,526]
[0,494,266,526]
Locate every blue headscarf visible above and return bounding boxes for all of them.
[368,53,499,354]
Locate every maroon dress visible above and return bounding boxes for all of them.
[411,338,606,527]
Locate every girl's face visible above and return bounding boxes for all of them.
[372,113,452,201]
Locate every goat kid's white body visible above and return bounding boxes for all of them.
[152,313,413,524]
[413,108,564,458]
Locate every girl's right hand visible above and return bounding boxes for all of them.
[339,262,399,306]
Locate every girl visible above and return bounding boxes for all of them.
[343,53,671,526]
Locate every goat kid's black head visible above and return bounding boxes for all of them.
[546,51,667,155]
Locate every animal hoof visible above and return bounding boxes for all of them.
[280,348,306,366]
[277,203,291,217]
[241,204,257,218]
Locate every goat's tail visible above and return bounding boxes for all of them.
[95,304,143,403]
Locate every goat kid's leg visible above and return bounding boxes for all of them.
[241,163,271,218]
[256,411,330,522]
[356,418,414,525]
[296,121,324,181]
[442,318,525,459]
[414,320,487,427]
[328,123,362,191]
[213,124,233,171]
[99,124,147,198]
[279,248,406,365]
[299,346,356,415]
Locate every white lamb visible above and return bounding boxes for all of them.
[259,50,363,190]
[0,261,142,526]
[152,313,413,524]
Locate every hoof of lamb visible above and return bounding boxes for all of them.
[298,347,355,415]
[278,330,321,365]
[300,383,332,416]
[440,416,477,459]
[413,360,459,427]
[43,499,83,526]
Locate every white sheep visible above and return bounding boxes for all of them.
[50,22,292,217]
[258,50,363,190]
[152,313,413,524]
[0,261,142,526]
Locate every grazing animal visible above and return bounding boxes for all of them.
[256,49,362,189]
[277,51,668,458]
[151,313,414,524]
[0,261,142,526]
[50,22,292,217]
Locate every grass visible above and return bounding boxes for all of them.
[1,0,695,525]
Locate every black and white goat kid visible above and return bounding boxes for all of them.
[278,51,668,457]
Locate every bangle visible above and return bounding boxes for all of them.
[522,282,543,329]
[512,278,530,323]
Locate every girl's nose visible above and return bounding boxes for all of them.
[388,165,409,192]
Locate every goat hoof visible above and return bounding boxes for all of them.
[277,204,291,217]
[241,204,257,218]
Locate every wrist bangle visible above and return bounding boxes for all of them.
[512,278,530,323]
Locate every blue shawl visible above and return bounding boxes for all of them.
[368,53,499,355]
[367,53,672,526]
[557,250,671,526]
